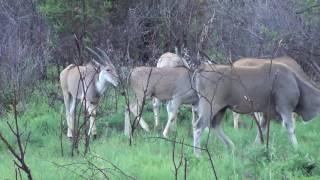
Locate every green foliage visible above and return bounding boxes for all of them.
[261,25,279,42]
[296,0,320,25]
[1,80,320,179]
[38,0,113,47]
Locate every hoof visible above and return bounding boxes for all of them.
[153,125,161,132]
[93,134,97,140]
[162,133,169,139]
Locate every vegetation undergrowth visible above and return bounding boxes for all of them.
[0,80,320,180]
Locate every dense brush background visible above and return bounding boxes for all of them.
[0,0,320,179]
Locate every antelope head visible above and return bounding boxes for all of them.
[87,47,120,87]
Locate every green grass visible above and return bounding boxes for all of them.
[1,86,320,179]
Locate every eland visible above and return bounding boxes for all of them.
[60,47,119,138]
[193,62,320,156]
[152,52,197,137]
[232,56,314,142]
[124,66,198,138]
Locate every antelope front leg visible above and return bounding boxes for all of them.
[124,107,131,136]
[87,103,97,137]
[67,97,76,138]
[128,102,150,133]
[232,112,240,129]
[193,99,211,157]
[152,98,161,128]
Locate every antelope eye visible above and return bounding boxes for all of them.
[106,69,111,72]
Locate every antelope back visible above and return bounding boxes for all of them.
[157,52,190,68]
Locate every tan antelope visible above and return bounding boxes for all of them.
[152,52,197,137]
[232,56,313,142]
[124,66,198,138]
[60,47,119,138]
[231,56,303,128]
[193,62,320,156]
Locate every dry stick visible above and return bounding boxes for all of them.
[60,107,64,157]
[197,11,215,64]
[197,62,267,178]
[172,135,184,180]
[197,64,235,180]
[15,166,21,180]
[252,113,264,143]
[203,96,219,180]
[15,167,18,180]
[229,59,264,143]
[71,35,83,156]
[266,73,278,150]
[117,56,133,140]
[147,137,197,180]
[245,99,264,143]
[18,168,22,180]
[296,4,320,14]
[191,65,219,179]
[51,162,88,179]
[71,35,90,156]
[0,132,31,180]
[16,166,23,180]
[86,160,109,180]
[205,144,218,180]
[73,35,98,156]
[121,43,136,145]
[204,91,218,180]
[266,39,283,150]
[122,74,132,144]
[92,155,136,180]
[199,64,258,179]
[74,39,89,155]
[80,0,92,156]
[128,68,153,145]
[0,86,33,180]
[183,157,187,180]
[172,135,178,180]
[199,50,218,64]
[76,68,97,156]
[12,85,32,180]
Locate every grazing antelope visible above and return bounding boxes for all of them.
[193,63,320,156]
[124,66,198,138]
[152,52,197,137]
[60,47,119,138]
[232,56,314,143]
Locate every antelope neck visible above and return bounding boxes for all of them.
[96,71,109,95]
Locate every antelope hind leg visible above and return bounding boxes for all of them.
[212,109,235,149]
[152,98,161,128]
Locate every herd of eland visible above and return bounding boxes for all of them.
[60,47,320,156]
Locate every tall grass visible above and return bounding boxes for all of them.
[0,82,320,179]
